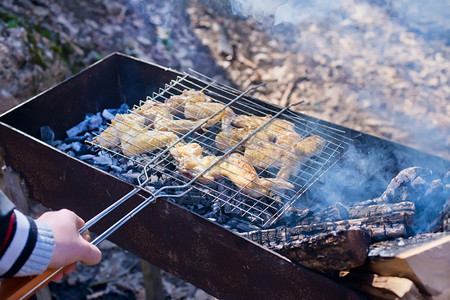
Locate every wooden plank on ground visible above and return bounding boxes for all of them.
[364,234,450,296]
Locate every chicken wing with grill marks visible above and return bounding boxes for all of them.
[169,142,218,182]
[170,143,294,197]
[232,115,297,138]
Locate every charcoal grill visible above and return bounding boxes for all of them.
[87,70,351,228]
[1,53,448,299]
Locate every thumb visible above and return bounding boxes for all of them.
[76,237,102,266]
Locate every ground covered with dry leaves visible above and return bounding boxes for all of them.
[0,0,449,299]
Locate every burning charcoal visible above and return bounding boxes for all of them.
[223,203,241,217]
[87,112,103,130]
[71,142,82,153]
[102,109,116,121]
[57,143,72,152]
[66,119,89,138]
[79,154,96,162]
[110,165,123,173]
[65,132,91,143]
[380,167,433,203]
[40,126,55,145]
[66,113,103,138]
[121,170,141,184]
[194,204,207,214]
[204,211,217,219]
[236,220,261,232]
[93,155,113,166]
[120,103,130,112]
[52,140,62,148]
[226,218,238,228]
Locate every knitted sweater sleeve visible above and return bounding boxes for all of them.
[0,189,54,277]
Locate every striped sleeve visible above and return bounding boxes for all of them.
[0,190,55,277]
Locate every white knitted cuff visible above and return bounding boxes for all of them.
[15,221,55,277]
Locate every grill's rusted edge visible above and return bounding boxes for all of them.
[0,53,367,299]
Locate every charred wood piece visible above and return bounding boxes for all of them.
[380,167,448,233]
[277,228,371,272]
[240,201,415,271]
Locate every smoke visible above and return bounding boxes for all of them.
[229,0,341,26]
[221,0,450,160]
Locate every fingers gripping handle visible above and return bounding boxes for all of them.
[0,191,157,300]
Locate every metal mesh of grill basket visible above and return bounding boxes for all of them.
[89,71,351,227]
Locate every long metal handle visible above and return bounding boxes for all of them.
[0,266,71,300]
[0,190,157,300]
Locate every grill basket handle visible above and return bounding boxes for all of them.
[0,266,68,300]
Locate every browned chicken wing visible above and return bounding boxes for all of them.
[170,143,294,197]
[94,113,146,149]
[136,91,233,132]
[165,89,213,114]
[93,112,180,157]
[216,114,326,179]
[121,130,179,157]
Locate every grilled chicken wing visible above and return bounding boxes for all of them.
[169,142,218,182]
[277,135,326,179]
[232,115,296,137]
[216,113,326,179]
[93,112,180,156]
[218,153,294,197]
[154,118,205,134]
[137,91,232,132]
[121,130,179,157]
[185,102,234,129]
[165,89,213,114]
[94,113,146,149]
[133,99,170,125]
[215,114,298,151]
[170,143,294,197]
[244,134,326,179]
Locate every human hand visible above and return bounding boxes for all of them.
[37,209,102,280]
